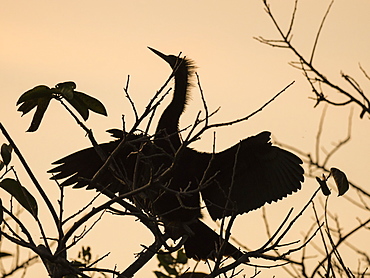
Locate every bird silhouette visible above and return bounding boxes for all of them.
[48,48,304,261]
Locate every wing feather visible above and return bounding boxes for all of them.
[200,131,304,220]
[48,141,120,189]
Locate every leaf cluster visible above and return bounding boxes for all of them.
[17,81,107,132]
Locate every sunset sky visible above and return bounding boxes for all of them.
[1,1,370,277]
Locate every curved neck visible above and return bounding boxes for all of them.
[155,65,189,152]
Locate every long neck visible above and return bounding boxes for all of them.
[155,63,189,152]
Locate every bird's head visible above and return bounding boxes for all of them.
[148,46,186,70]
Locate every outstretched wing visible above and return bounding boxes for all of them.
[48,140,124,191]
[200,131,304,220]
[48,132,154,194]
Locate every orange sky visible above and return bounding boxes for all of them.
[1,1,370,277]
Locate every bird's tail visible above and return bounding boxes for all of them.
[184,220,248,262]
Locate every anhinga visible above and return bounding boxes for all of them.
[48,48,304,261]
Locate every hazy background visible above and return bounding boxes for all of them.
[1,0,370,276]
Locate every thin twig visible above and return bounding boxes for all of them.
[310,0,334,64]
[123,75,138,121]
[187,81,294,146]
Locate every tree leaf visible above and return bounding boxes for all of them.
[316,176,331,196]
[0,160,4,171]
[65,93,89,120]
[0,178,38,217]
[1,144,12,165]
[56,81,76,90]
[56,81,76,100]
[157,253,178,276]
[176,249,188,264]
[26,95,53,132]
[157,252,174,266]
[330,168,349,196]
[17,98,39,116]
[74,91,107,116]
[17,85,52,105]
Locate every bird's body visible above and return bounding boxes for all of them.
[48,48,304,261]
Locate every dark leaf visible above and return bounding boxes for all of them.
[0,161,4,171]
[74,91,107,116]
[176,249,188,264]
[27,95,53,132]
[157,253,177,276]
[17,99,39,116]
[330,168,349,196]
[56,81,76,90]
[157,253,174,266]
[1,144,12,165]
[0,252,12,258]
[56,81,76,100]
[65,93,89,120]
[17,85,52,105]
[0,178,38,217]
[316,176,331,196]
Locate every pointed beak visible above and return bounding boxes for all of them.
[148,47,171,63]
